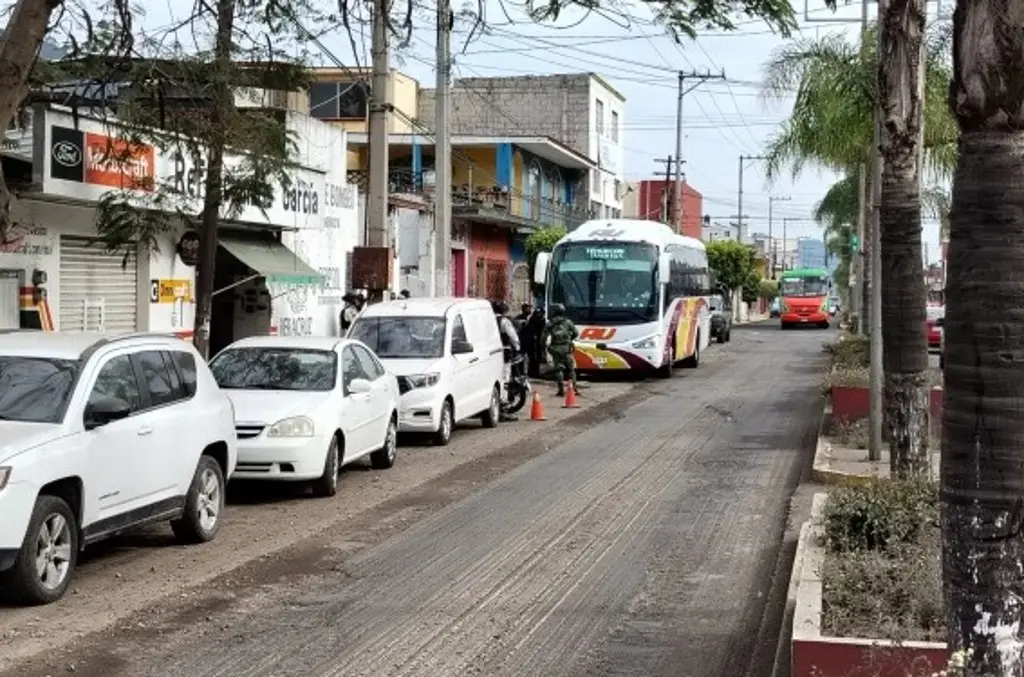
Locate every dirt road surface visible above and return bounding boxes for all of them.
[0,322,830,677]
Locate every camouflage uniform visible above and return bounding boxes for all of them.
[544,304,579,396]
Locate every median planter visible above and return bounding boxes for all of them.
[830,385,944,431]
[791,493,949,677]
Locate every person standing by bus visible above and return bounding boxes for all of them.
[544,303,579,397]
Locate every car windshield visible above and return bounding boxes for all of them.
[926,305,945,321]
[0,356,78,423]
[349,317,446,358]
[549,241,659,324]
[709,295,726,310]
[780,276,830,298]
[210,348,336,391]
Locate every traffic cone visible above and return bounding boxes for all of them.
[529,392,547,421]
[562,382,579,409]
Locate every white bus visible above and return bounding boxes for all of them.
[533,219,711,377]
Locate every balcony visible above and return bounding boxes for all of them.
[346,169,591,231]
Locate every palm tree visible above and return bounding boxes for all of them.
[940,5,1024,674]
[760,26,955,474]
[813,173,858,307]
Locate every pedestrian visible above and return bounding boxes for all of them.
[520,304,546,379]
[492,300,521,422]
[543,302,579,397]
[339,292,360,335]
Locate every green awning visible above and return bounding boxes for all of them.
[218,235,322,285]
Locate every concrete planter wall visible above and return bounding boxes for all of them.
[831,386,943,429]
[790,494,948,677]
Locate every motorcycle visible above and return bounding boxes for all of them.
[503,351,531,415]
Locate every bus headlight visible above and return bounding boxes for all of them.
[632,335,659,350]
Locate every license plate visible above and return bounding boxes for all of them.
[801,318,808,322]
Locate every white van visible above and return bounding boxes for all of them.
[348,298,504,445]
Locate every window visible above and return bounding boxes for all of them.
[0,357,77,423]
[89,355,143,413]
[171,351,198,398]
[451,314,468,343]
[308,81,370,120]
[595,99,605,136]
[210,348,337,392]
[349,316,447,358]
[611,111,619,142]
[341,346,372,394]
[352,345,384,380]
[134,351,177,407]
[590,169,600,195]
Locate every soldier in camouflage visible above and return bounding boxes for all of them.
[543,303,580,397]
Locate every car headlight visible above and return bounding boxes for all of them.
[632,336,658,350]
[267,416,315,437]
[0,467,9,491]
[406,372,441,389]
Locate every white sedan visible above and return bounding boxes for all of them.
[209,336,399,497]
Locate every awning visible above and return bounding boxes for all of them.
[218,235,321,285]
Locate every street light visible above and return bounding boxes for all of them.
[768,196,791,279]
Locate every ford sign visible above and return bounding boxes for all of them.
[52,140,81,167]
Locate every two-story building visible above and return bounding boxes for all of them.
[345,133,593,303]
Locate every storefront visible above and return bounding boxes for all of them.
[15,105,358,341]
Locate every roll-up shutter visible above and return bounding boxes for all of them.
[59,235,138,332]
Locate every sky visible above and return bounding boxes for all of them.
[147,0,945,263]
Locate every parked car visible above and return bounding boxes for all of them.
[0,332,237,605]
[926,303,945,350]
[209,336,399,498]
[348,297,504,446]
[709,294,732,343]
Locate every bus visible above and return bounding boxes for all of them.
[778,268,832,329]
[533,219,711,377]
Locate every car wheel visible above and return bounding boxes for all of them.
[725,328,732,342]
[371,418,398,470]
[716,330,726,344]
[681,335,700,369]
[3,495,79,605]
[480,386,500,428]
[172,456,226,543]
[311,436,341,498]
[434,398,454,446]
[657,347,673,378]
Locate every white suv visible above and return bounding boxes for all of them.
[0,332,238,605]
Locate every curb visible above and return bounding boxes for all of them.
[809,404,880,488]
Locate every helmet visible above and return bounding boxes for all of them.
[493,300,509,315]
[549,303,565,317]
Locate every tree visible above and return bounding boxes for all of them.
[525,226,566,279]
[941,2,1024,674]
[35,1,321,357]
[706,239,756,297]
[761,26,953,474]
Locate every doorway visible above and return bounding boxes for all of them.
[451,249,466,296]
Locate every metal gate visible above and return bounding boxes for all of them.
[475,258,508,300]
[59,236,138,332]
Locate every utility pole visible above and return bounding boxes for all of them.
[853,0,871,336]
[868,0,885,461]
[738,155,767,246]
[768,195,791,279]
[435,0,452,296]
[366,0,392,300]
[671,70,726,231]
[654,155,682,225]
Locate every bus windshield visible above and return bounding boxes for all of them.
[780,276,830,298]
[549,241,659,324]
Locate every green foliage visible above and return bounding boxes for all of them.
[823,477,937,554]
[824,333,870,369]
[706,239,757,296]
[757,278,777,300]
[525,226,567,279]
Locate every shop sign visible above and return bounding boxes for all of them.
[49,125,155,191]
[149,278,193,304]
[177,231,201,266]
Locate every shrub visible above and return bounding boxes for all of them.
[823,478,938,554]
[824,333,869,369]
[830,419,869,449]
[823,365,869,392]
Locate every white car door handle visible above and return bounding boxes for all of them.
[137,426,154,436]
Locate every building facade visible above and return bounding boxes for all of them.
[417,73,625,223]
[620,180,703,239]
[702,219,740,243]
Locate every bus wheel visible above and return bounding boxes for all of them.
[657,343,674,378]
[681,335,700,369]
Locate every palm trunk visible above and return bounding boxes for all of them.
[191,0,235,358]
[0,0,62,241]
[878,0,928,476]
[942,1,1024,674]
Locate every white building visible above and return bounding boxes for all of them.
[588,75,626,220]
[0,104,357,352]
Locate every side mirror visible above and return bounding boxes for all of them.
[84,396,132,430]
[533,252,550,285]
[452,339,474,355]
[348,378,372,395]
[658,253,672,285]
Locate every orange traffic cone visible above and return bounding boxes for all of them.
[529,391,547,421]
[562,382,579,409]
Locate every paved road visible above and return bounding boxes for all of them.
[5,321,830,677]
